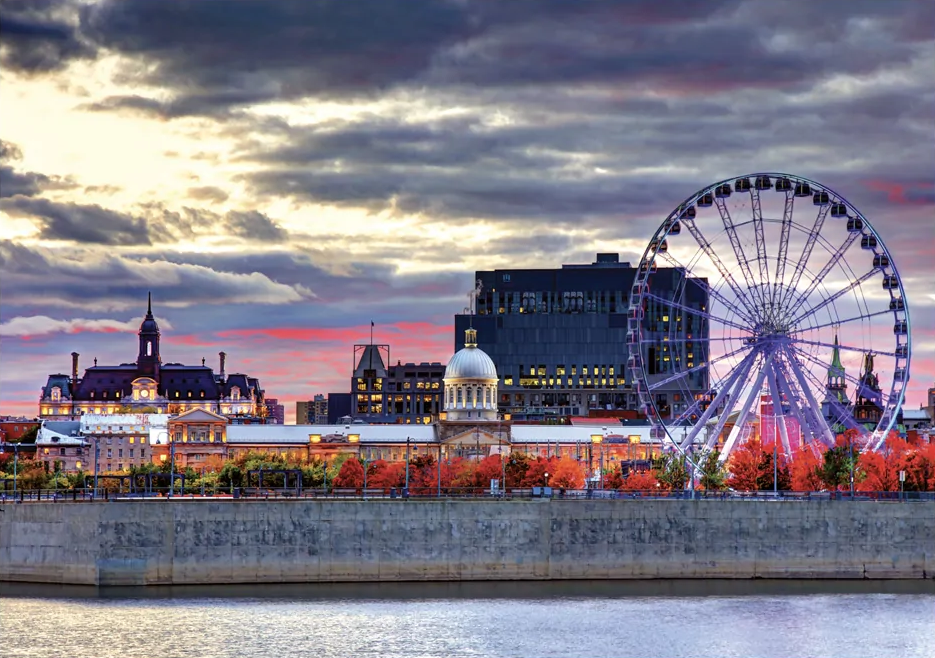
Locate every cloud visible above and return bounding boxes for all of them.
[0,196,152,244]
[0,138,77,198]
[0,314,174,337]
[0,0,95,73]
[186,185,229,203]
[0,240,312,310]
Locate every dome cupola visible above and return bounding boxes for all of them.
[444,327,498,421]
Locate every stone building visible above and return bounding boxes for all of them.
[38,294,265,421]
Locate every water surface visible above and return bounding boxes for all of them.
[2,581,933,658]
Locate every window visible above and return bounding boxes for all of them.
[60,448,66,456]
[129,449,134,457]
[118,449,123,458]
[146,341,152,356]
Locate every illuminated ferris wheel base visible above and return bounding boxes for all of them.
[629,173,911,467]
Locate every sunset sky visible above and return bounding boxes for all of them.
[1,0,933,422]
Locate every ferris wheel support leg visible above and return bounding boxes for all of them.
[678,348,760,451]
[774,355,830,449]
[765,359,793,458]
[718,362,771,464]
[703,355,759,452]
[784,345,853,446]
[772,361,815,453]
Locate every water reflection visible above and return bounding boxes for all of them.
[2,580,933,658]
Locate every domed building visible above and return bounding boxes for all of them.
[444,327,498,421]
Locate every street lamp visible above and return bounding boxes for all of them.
[544,471,549,489]
[12,442,20,499]
[590,434,603,490]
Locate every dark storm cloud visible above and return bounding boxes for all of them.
[0,0,94,73]
[42,0,927,118]
[0,240,308,312]
[0,196,151,245]
[0,138,77,198]
[156,206,289,243]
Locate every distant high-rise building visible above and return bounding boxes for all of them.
[296,395,329,424]
[454,253,709,421]
[264,398,285,424]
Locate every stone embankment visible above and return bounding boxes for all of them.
[1,500,932,586]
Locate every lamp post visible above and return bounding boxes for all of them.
[168,434,176,499]
[899,469,906,502]
[437,443,442,498]
[405,437,410,494]
[590,433,603,490]
[363,448,369,501]
[94,436,100,497]
[12,442,19,498]
[849,435,855,498]
[544,471,549,489]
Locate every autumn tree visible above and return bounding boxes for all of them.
[619,470,659,491]
[790,447,824,491]
[550,458,585,489]
[654,452,689,490]
[332,458,364,489]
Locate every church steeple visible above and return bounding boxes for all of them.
[822,333,849,431]
[137,291,161,377]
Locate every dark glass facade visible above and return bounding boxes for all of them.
[454,253,709,421]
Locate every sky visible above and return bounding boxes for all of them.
[1,0,933,423]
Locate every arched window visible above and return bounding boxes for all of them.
[485,387,491,405]
[457,388,463,405]
[51,386,61,402]
[146,341,152,356]
[231,386,241,400]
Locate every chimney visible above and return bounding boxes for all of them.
[219,351,227,380]
[71,352,79,385]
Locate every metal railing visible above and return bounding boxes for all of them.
[1,487,933,503]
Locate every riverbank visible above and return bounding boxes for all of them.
[1,499,933,585]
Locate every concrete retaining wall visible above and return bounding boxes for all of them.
[1,500,932,586]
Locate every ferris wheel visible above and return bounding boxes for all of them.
[628,173,911,464]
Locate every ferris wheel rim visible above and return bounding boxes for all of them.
[630,172,911,468]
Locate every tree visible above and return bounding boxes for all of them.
[790,447,824,491]
[504,452,531,488]
[521,457,556,487]
[332,458,364,489]
[550,458,585,489]
[727,439,790,491]
[699,450,727,491]
[619,470,659,491]
[655,452,689,490]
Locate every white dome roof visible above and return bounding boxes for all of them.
[444,345,498,381]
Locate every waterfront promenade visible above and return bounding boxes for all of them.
[1,499,933,586]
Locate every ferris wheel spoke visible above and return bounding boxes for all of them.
[772,190,795,309]
[749,188,770,301]
[655,251,758,326]
[715,196,766,310]
[664,348,754,428]
[779,201,831,313]
[786,343,880,404]
[679,216,761,320]
[676,348,761,450]
[789,268,879,327]
[791,308,892,334]
[717,360,771,463]
[790,337,898,359]
[647,342,752,392]
[784,231,861,316]
[644,292,750,334]
[791,357,863,436]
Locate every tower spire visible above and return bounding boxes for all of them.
[830,333,843,370]
[147,291,153,317]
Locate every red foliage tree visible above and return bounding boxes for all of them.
[726,439,766,491]
[368,460,405,490]
[521,457,557,487]
[473,455,506,490]
[332,458,364,489]
[790,447,824,491]
[550,458,585,489]
[619,470,659,491]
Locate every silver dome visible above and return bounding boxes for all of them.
[444,346,498,381]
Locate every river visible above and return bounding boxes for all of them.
[1,581,933,658]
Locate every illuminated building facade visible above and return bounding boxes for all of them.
[351,343,445,425]
[38,294,265,420]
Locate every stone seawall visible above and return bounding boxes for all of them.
[1,500,932,586]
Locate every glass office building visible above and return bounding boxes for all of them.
[454,253,709,421]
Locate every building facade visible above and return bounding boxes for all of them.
[296,397,328,424]
[38,294,265,421]
[264,398,285,424]
[167,409,229,470]
[454,253,709,421]
[351,344,445,425]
